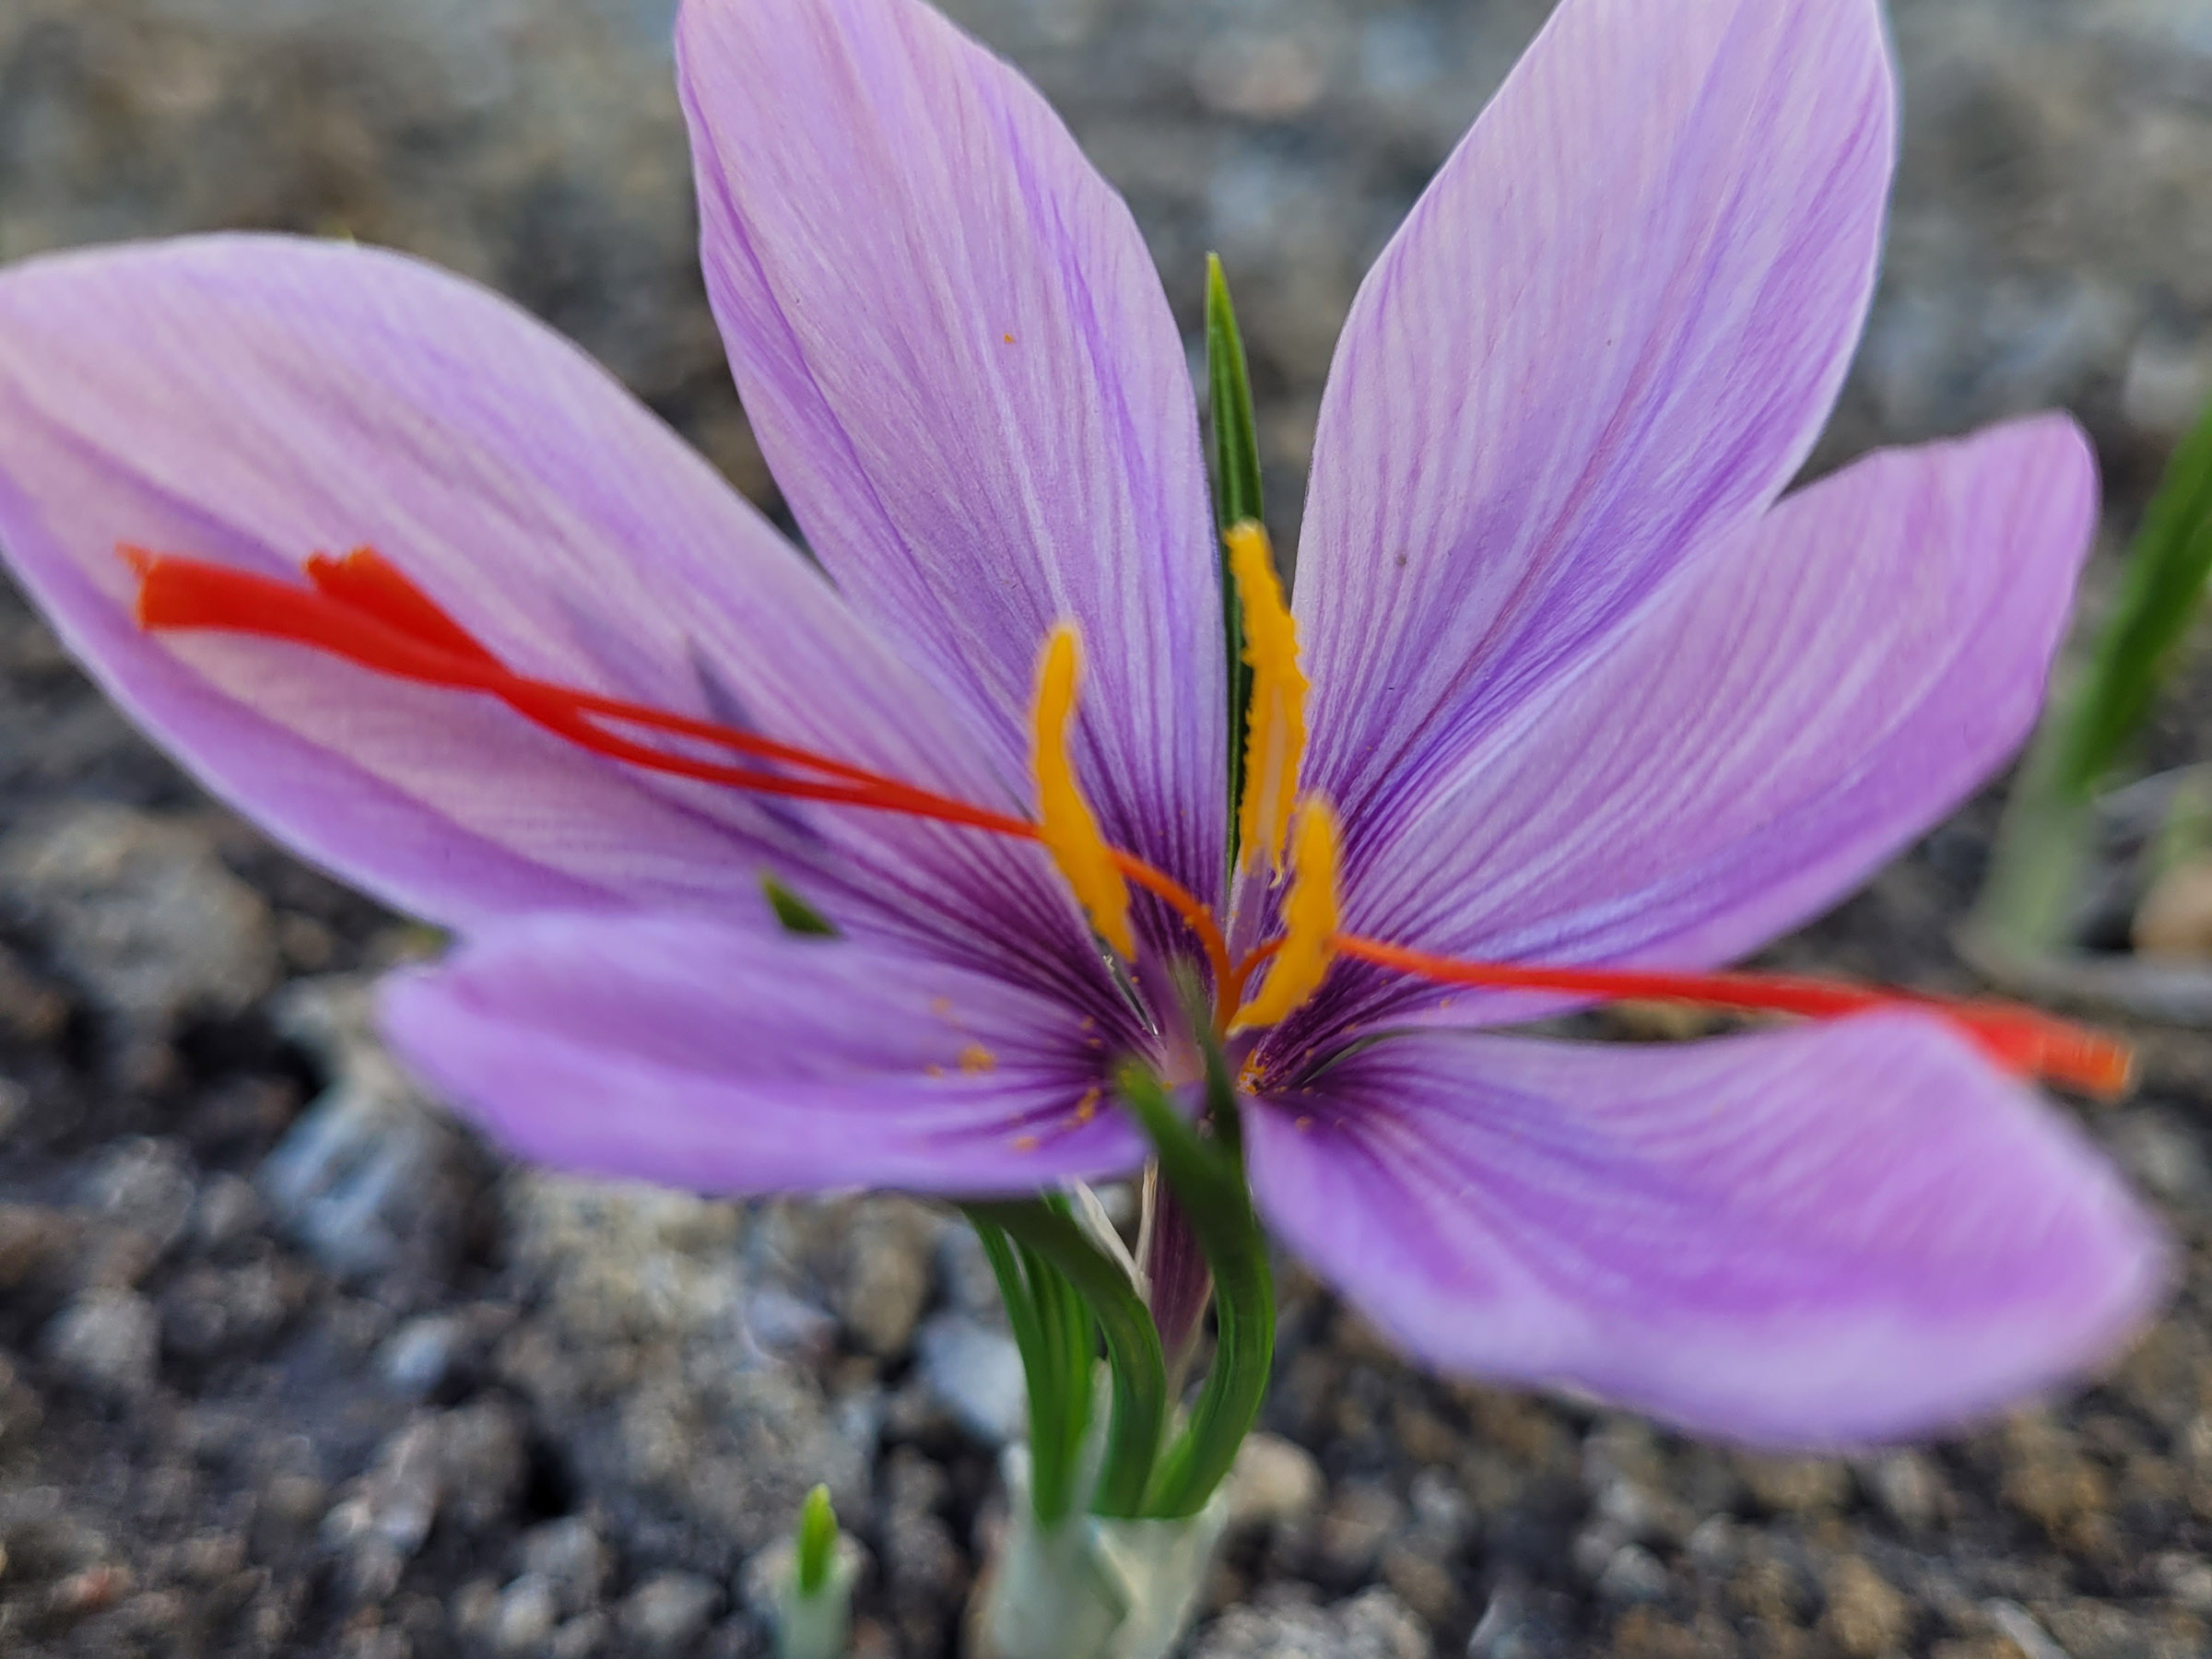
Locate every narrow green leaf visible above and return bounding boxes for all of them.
[1207,253,1264,858]
[964,1198,1167,1519]
[2052,393,2212,798]
[760,872,839,936]
[971,1216,1092,1525]
[795,1485,838,1597]
[1978,393,2212,949]
[1116,1061,1275,1520]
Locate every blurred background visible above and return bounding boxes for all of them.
[2,0,2212,1655]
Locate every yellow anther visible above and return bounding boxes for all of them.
[1031,624,1137,959]
[1226,522,1309,877]
[1230,797,1339,1030]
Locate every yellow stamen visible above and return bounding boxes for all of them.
[1031,624,1137,959]
[1230,797,1339,1030]
[1226,522,1309,877]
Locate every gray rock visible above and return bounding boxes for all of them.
[1595,1544,1670,1606]
[503,1172,868,1554]
[519,1516,610,1614]
[914,1312,1026,1446]
[1466,1579,1535,1659]
[0,805,276,1034]
[620,1571,723,1653]
[378,1314,464,1399]
[1193,1586,1429,1659]
[834,1202,937,1359]
[1860,1451,1943,1534]
[1315,1481,1403,1579]
[42,1289,160,1401]
[320,1404,524,1600]
[82,1138,198,1259]
[435,1401,528,1533]
[742,1287,838,1362]
[1223,1432,1324,1533]
[191,1172,266,1250]
[491,1572,561,1654]
[322,1417,443,1599]
[549,1612,612,1659]
[257,976,476,1280]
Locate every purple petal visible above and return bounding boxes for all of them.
[677,0,1228,939]
[382,913,1148,1195]
[0,235,1106,1002]
[1299,0,1895,821]
[1288,418,2095,1043]
[1246,1016,2167,1446]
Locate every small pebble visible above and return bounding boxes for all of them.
[913,1312,1026,1445]
[1225,1433,1324,1531]
[519,1516,610,1613]
[43,1289,159,1401]
[378,1315,463,1399]
[621,1571,723,1654]
[491,1573,561,1654]
[1597,1544,1669,1606]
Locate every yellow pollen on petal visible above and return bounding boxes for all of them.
[1230,796,1339,1031]
[959,1043,997,1075]
[1226,522,1309,877]
[1030,624,1137,959]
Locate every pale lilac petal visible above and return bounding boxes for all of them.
[677,0,1228,938]
[1246,1017,2166,1446]
[0,236,1106,1005]
[383,913,1149,1194]
[1285,418,2095,1044]
[1299,0,1895,818]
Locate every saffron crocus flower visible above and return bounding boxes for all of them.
[0,0,2165,1445]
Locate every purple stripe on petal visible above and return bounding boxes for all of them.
[383,913,1151,1195]
[677,0,1228,949]
[1299,0,1895,827]
[0,235,1114,1011]
[1278,417,2097,1048]
[1246,1016,2166,1447]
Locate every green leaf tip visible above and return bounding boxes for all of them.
[1205,254,1264,535]
[761,873,839,936]
[796,1484,838,1597]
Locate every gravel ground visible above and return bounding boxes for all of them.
[4,0,2212,1654]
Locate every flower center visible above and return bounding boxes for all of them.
[123,542,2129,1097]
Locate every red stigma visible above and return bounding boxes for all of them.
[1329,937,2132,1100]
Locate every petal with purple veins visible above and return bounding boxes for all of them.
[1299,0,1896,822]
[1284,417,2096,1045]
[1244,1015,2167,1446]
[383,912,1150,1195]
[677,0,1228,943]
[0,235,1105,1003]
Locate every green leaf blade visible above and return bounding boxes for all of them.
[1115,1063,1275,1520]
[2052,394,2212,798]
[1207,253,1265,859]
